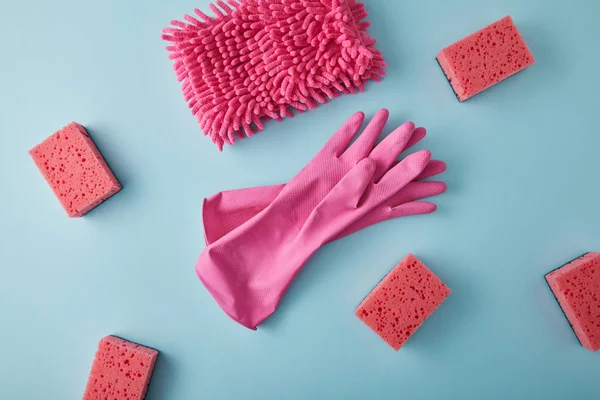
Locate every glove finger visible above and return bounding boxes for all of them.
[377,150,431,191]
[369,121,416,182]
[384,181,446,207]
[404,127,426,150]
[367,126,425,156]
[416,160,446,180]
[387,158,445,178]
[329,158,377,208]
[330,200,438,241]
[343,108,389,160]
[331,207,390,240]
[389,201,438,217]
[320,111,365,156]
[301,158,377,239]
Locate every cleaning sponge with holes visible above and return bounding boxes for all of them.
[29,122,121,217]
[545,252,600,352]
[83,336,158,400]
[355,254,451,351]
[161,0,385,150]
[436,15,535,101]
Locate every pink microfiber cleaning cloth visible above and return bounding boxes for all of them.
[355,254,451,351]
[83,336,158,400]
[196,109,434,329]
[546,252,600,352]
[202,128,446,245]
[162,0,385,150]
[437,15,535,101]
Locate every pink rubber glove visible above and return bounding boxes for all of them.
[202,128,446,245]
[196,109,432,329]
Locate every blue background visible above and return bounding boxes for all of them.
[1,0,599,398]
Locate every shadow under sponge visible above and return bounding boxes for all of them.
[83,336,158,400]
[355,254,451,351]
[29,122,121,217]
[436,15,535,101]
[545,252,600,352]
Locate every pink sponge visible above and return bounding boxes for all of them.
[83,336,158,400]
[162,0,385,150]
[436,15,535,101]
[29,122,121,217]
[355,254,451,351]
[545,252,600,352]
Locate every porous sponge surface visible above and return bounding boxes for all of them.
[355,254,451,351]
[546,252,600,352]
[436,15,535,101]
[29,122,121,217]
[82,336,158,400]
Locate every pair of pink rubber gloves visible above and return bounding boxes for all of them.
[196,109,446,329]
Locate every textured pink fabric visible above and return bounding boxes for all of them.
[202,127,446,245]
[196,109,432,329]
[162,0,385,150]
